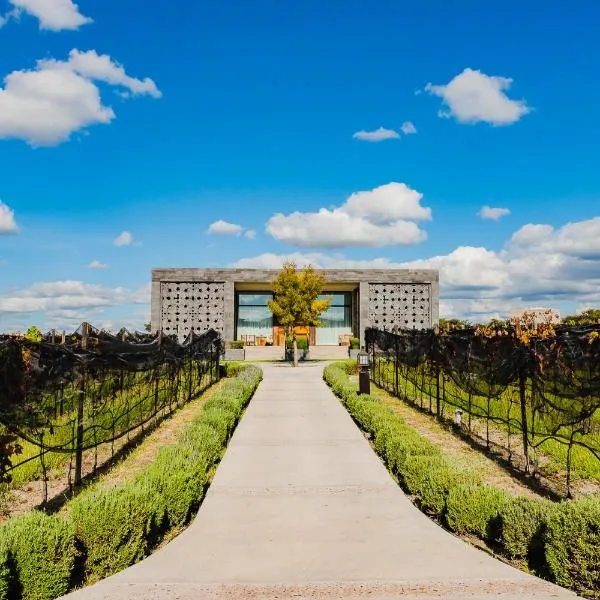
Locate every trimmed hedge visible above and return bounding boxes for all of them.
[323,362,600,596]
[0,365,262,600]
[544,494,600,595]
[71,483,158,583]
[0,511,76,600]
[445,484,509,541]
[498,495,550,562]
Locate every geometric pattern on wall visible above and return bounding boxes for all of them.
[160,282,225,339]
[368,283,431,330]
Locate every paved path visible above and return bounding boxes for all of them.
[64,363,576,600]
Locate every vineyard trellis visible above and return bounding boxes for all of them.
[0,323,223,503]
[365,324,600,497]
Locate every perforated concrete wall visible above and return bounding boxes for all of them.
[368,283,431,331]
[160,282,225,339]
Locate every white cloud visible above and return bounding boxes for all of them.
[87,259,108,269]
[0,201,18,233]
[41,50,161,98]
[0,49,161,146]
[479,206,511,220]
[234,215,600,322]
[6,0,92,31]
[208,220,244,236]
[114,231,134,246]
[0,280,150,332]
[0,280,148,314]
[401,121,417,135]
[266,182,431,248]
[352,127,400,142]
[425,68,531,126]
[244,229,257,240]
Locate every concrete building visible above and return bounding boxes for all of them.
[151,268,439,347]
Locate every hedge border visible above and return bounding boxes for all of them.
[324,361,599,599]
[0,365,262,600]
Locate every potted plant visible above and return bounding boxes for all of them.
[285,334,309,361]
[348,337,361,359]
[224,340,245,361]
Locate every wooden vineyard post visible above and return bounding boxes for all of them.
[74,322,89,487]
[394,332,399,397]
[435,361,441,419]
[519,366,530,475]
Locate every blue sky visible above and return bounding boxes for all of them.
[1,0,599,332]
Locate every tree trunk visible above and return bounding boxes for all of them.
[293,336,298,367]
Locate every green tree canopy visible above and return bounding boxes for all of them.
[561,308,600,326]
[268,262,331,365]
[24,325,42,342]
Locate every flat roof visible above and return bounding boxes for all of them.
[152,267,438,285]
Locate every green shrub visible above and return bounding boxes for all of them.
[498,495,550,562]
[349,337,360,350]
[72,480,161,582]
[285,335,308,350]
[222,361,245,377]
[229,340,244,350]
[142,446,210,528]
[446,484,510,541]
[179,422,224,466]
[0,539,11,600]
[403,455,480,517]
[0,511,76,600]
[544,494,600,593]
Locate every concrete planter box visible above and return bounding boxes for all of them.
[285,348,310,362]
[224,348,245,361]
[348,349,360,360]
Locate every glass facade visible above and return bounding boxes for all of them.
[316,292,352,345]
[236,293,273,341]
[235,290,354,345]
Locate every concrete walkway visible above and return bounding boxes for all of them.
[64,363,576,600]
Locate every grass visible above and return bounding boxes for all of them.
[2,359,217,492]
[372,358,600,488]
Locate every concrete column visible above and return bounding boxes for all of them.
[223,281,235,341]
[150,281,162,334]
[359,282,370,349]
[430,279,440,328]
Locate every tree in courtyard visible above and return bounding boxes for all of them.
[24,325,42,342]
[268,262,331,366]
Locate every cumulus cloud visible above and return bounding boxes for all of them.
[266,182,431,248]
[479,206,511,220]
[87,260,108,269]
[5,0,92,31]
[425,68,531,126]
[114,231,134,246]
[235,215,600,322]
[0,49,161,146]
[352,127,400,142]
[208,220,244,236]
[401,121,417,135]
[244,229,257,240]
[0,201,18,233]
[0,280,150,332]
[0,280,148,313]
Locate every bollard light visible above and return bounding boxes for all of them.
[357,350,369,367]
[357,348,370,395]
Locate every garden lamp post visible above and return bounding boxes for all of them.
[357,348,370,395]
